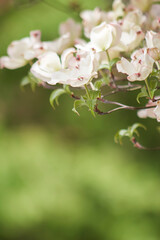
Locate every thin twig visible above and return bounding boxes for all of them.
[131,137,160,150]
[95,97,156,115]
[102,84,142,97]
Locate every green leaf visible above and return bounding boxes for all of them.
[86,99,97,117]
[63,84,72,94]
[114,123,146,144]
[20,76,30,88]
[49,89,66,109]
[98,64,110,70]
[98,58,120,71]
[88,90,100,99]
[129,123,146,138]
[148,77,158,99]
[72,98,86,116]
[149,77,158,89]
[109,58,120,69]
[94,79,105,90]
[136,86,148,103]
[114,129,129,144]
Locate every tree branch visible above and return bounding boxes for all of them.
[95,97,156,115]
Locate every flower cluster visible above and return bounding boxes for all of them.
[1,0,160,148]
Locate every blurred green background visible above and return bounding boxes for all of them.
[0,0,160,239]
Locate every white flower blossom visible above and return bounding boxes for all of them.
[49,49,98,87]
[137,101,156,119]
[121,9,146,31]
[138,99,160,122]
[40,19,82,55]
[90,22,121,52]
[80,8,109,38]
[31,52,61,82]
[116,26,145,52]
[0,30,42,69]
[31,49,98,87]
[117,49,154,81]
[146,31,160,50]
[106,0,125,21]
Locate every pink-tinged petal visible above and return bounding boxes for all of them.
[31,52,61,82]
[7,39,31,59]
[127,69,151,81]
[61,48,76,69]
[119,27,145,52]
[30,30,41,43]
[137,109,148,119]
[0,56,27,69]
[49,69,74,85]
[147,48,160,61]
[24,50,36,60]
[146,31,160,50]
[59,18,82,40]
[117,57,135,76]
[42,33,71,55]
[137,100,157,119]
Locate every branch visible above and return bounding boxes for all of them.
[131,137,160,150]
[95,97,155,115]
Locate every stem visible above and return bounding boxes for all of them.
[106,50,118,89]
[145,78,152,99]
[95,97,156,115]
[156,61,160,70]
[106,50,111,63]
[84,84,90,99]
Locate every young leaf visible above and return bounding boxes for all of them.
[129,123,146,138]
[20,76,30,88]
[86,99,97,117]
[72,98,86,116]
[49,89,66,109]
[98,64,110,70]
[114,123,146,144]
[148,77,158,99]
[109,58,120,69]
[114,129,129,144]
[94,79,105,90]
[63,84,72,94]
[137,86,148,103]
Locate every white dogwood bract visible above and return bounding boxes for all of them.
[0,30,42,69]
[117,50,154,81]
[90,22,121,52]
